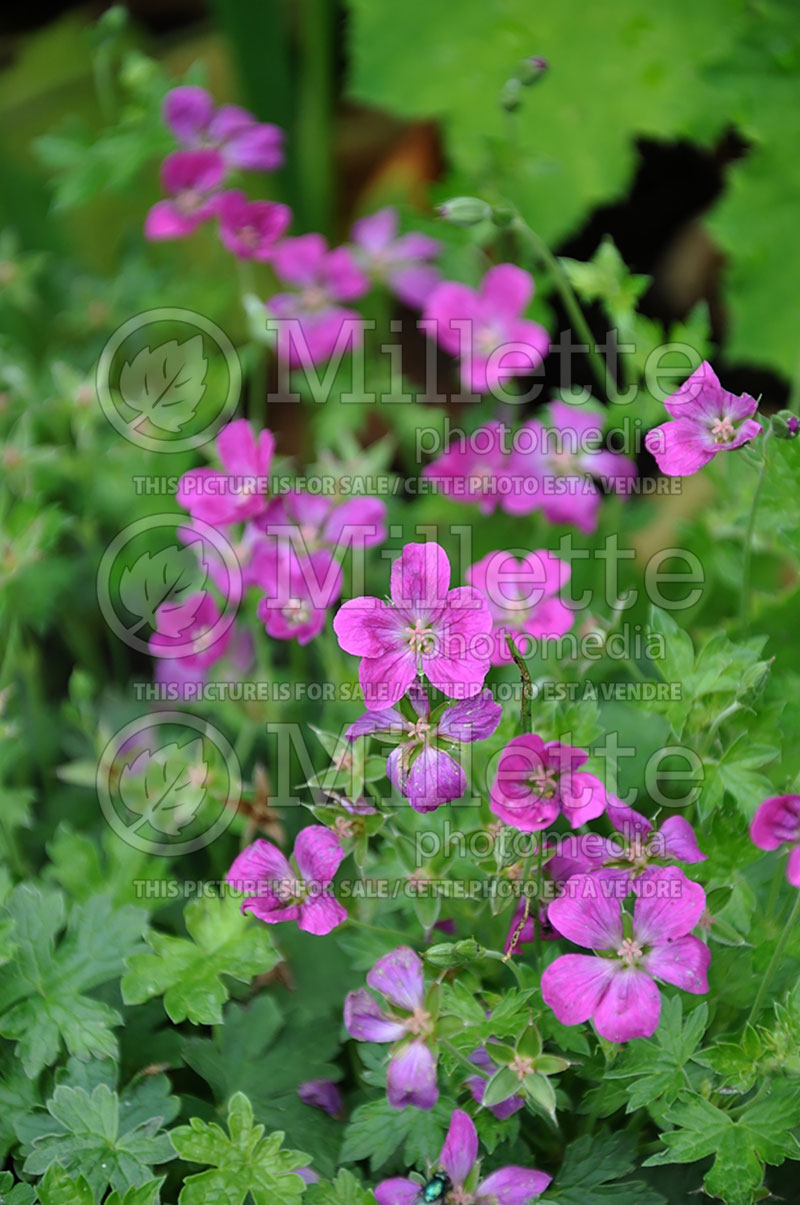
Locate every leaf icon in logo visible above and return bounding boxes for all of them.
[119,545,207,633]
[119,739,208,836]
[119,335,207,433]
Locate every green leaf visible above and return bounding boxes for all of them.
[547,1131,666,1203]
[340,1096,451,1173]
[304,1168,376,1205]
[122,894,279,1026]
[183,995,342,1176]
[36,1166,94,1205]
[0,1170,37,1205]
[170,1092,309,1205]
[119,336,207,433]
[20,1081,175,1199]
[0,885,146,1076]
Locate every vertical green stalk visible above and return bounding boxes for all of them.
[512,216,617,404]
[746,891,800,1026]
[740,428,771,631]
[505,634,532,733]
[295,0,335,235]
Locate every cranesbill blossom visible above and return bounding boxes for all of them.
[216,189,291,260]
[424,263,549,395]
[466,548,574,664]
[177,419,275,526]
[148,591,232,666]
[253,547,342,645]
[260,490,387,556]
[645,361,762,476]
[374,1108,551,1204]
[347,684,501,812]
[466,1047,525,1119]
[350,207,441,308]
[227,826,346,935]
[154,624,253,700]
[334,542,492,709]
[162,86,284,172]
[504,401,637,533]
[145,149,225,241]
[547,803,706,886]
[750,795,800,888]
[541,867,710,1041]
[297,1079,343,1118]
[344,947,439,1110]
[266,235,369,367]
[490,734,609,831]
[421,420,511,515]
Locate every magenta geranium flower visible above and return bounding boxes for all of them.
[177,419,275,526]
[344,947,439,1110]
[216,189,291,260]
[266,234,369,367]
[148,591,232,666]
[162,86,284,172]
[253,547,342,645]
[547,803,706,886]
[466,548,574,665]
[226,827,346,935]
[424,263,549,395]
[750,795,800,887]
[350,207,441,308]
[145,149,225,241]
[421,420,511,515]
[490,734,609,832]
[261,490,387,556]
[541,867,710,1041]
[374,1108,551,1204]
[333,541,493,709]
[347,683,501,813]
[504,401,637,533]
[645,361,762,476]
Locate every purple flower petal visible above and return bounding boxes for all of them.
[351,207,397,253]
[346,706,408,739]
[593,967,661,1042]
[367,946,424,1011]
[162,86,214,144]
[344,989,407,1043]
[750,795,800,850]
[440,1107,478,1186]
[387,1039,438,1110]
[374,1179,421,1205]
[390,745,466,813]
[632,867,706,945]
[297,1079,343,1117]
[437,689,502,742]
[642,934,710,994]
[478,1166,553,1202]
[659,815,706,862]
[333,597,399,658]
[557,770,609,827]
[547,876,624,949]
[227,838,292,891]
[788,846,800,888]
[390,542,450,613]
[293,825,345,886]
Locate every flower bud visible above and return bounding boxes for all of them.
[771,409,800,439]
[499,78,523,112]
[516,56,549,86]
[423,938,481,968]
[437,197,492,227]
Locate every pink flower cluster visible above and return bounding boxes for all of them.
[424,406,637,533]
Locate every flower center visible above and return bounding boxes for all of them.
[406,619,436,656]
[239,223,261,248]
[301,286,328,311]
[527,765,559,799]
[549,449,578,475]
[410,718,432,741]
[616,937,643,965]
[178,188,202,213]
[468,463,495,492]
[283,597,311,626]
[406,1006,433,1037]
[710,415,736,443]
[510,1053,535,1081]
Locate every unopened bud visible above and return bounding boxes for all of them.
[423,938,481,968]
[772,409,799,439]
[516,56,548,86]
[437,197,492,227]
[499,78,523,112]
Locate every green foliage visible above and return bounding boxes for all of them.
[121,894,279,1026]
[0,885,146,1076]
[169,1092,309,1205]
[340,1096,453,1173]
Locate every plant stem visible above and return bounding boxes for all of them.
[740,430,772,631]
[346,916,412,944]
[512,216,617,404]
[482,946,525,987]
[505,634,532,733]
[746,891,800,1027]
[442,1038,487,1078]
